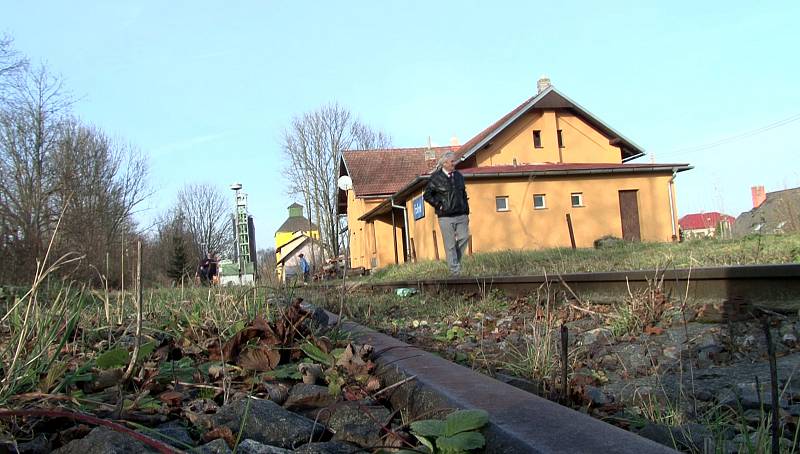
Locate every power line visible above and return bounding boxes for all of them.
[660,112,800,157]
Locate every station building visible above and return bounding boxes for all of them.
[338,79,692,270]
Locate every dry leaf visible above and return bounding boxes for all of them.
[86,368,124,392]
[159,390,184,406]
[222,316,281,362]
[314,336,333,354]
[299,363,324,384]
[336,344,373,376]
[365,375,381,393]
[207,364,224,380]
[644,326,664,336]
[203,426,235,447]
[238,347,280,372]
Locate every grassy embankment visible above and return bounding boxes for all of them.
[367,233,800,282]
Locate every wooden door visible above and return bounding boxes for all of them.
[618,190,641,241]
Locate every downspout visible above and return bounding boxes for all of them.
[391,198,411,263]
[668,168,678,241]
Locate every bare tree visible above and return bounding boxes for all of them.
[50,120,149,281]
[0,35,27,98]
[0,64,72,279]
[282,103,391,258]
[0,60,150,284]
[176,183,233,260]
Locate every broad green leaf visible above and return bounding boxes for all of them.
[444,409,489,436]
[436,431,485,452]
[69,373,94,383]
[157,357,195,383]
[410,419,445,437]
[413,434,435,453]
[264,362,302,380]
[96,347,129,369]
[136,342,156,362]
[301,342,332,365]
[135,396,163,410]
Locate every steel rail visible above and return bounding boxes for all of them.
[362,263,800,308]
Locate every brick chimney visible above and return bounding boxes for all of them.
[751,185,766,208]
[424,136,437,170]
[537,75,551,94]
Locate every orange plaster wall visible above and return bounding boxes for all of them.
[402,173,677,264]
[474,110,623,167]
[346,192,385,269]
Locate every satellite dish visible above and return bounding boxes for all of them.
[337,175,353,191]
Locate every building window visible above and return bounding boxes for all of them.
[533,130,542,148]
[496,196,509,212]
[571,192,584,207]
[557,130,564,148]
[533,194,546,209]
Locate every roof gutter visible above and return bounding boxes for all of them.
[359,176,429,221]
[359,165,693,221]
[460,165,692,179]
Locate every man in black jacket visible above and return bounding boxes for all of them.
[423,152,470,275]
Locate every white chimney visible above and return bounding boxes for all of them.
[424,136,436,160]
[537,75,551,93]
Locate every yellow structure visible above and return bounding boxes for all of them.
[275,203,319,280]
[338,79,692,270]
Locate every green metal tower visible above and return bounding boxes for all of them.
[224,183,255,284]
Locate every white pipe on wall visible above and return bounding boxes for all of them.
[391,198,411,261]
[668,169,678,240]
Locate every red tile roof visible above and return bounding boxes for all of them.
[679,212,735,230]
[342,146,458,196]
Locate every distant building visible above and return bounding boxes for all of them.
[678,212,735,239]
[734,186,800,237]
[274,203,321,281]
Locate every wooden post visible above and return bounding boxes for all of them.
[468,236,473,256]
[432,230,439,260]
[566,213,576,249]
[561,323,569,403]
[410,238,417,262]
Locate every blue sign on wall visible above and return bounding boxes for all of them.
[413,196,425,220]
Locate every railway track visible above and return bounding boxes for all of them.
[362,263,800,310]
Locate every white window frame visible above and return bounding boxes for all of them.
[571,192,584,207]
[495,196,509,212]
[533,194,546,210]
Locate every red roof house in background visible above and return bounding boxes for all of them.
[678,212,735,239]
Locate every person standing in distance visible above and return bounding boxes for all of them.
[423,152,470,275]
[298,253,310,284]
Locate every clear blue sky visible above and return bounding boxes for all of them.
[4,1,799,250]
